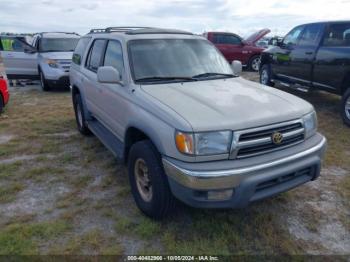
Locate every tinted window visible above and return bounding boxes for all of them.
[299,24,323,46]
[103,41,124,77]
[213,34,241,45]
[86,39,106,72]
[0,37,27,52]
[323,23,350,47]
[283,26,304,46]
[39,38,79,52]
[73,37,91,65]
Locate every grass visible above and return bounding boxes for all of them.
[0,76,348,255]
[0,220,71,254]
[0,182,24,203]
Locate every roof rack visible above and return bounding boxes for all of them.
[88,27,193,35]
[89,27,152,34]
[37,32,80,36]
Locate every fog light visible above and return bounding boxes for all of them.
[207,189,233,201]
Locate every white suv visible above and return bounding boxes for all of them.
[0,32,80,91]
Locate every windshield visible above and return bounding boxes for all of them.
[128,39,233,82]
[39,38,79,52]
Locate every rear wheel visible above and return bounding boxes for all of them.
[128,140,175,220]
[260,64,275,87]
[341,88,350,126]
[73,93,91,135]
[248,55,261,72]
[40,70,50,92]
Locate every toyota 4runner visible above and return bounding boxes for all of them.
[70,27,327,219]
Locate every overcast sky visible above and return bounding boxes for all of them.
[1,0,350,37]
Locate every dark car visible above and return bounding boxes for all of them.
[260,21,350,126]
[204,29,270,71]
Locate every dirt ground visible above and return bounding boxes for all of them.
[0,72,349,256]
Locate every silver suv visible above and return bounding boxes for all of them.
[0,32,80,91]
[70,27,327,219]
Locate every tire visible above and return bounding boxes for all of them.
[248,55,261,72]
[128,140,175,220]
[73,93,91,135]
[0,95,3,114]
[40,70,50,92]
[260,64,275,87]
[341,88,350,127]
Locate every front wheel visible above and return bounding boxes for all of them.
[248,55,261,72]
[128,140,175,220]
[260,64,275,87]
[341,88,350,127]
[40,70,50,92]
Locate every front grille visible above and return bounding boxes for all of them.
[255,166,314,193]
[233,120,305,159]
[58,60,71,72]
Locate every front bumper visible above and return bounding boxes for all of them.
[46,76,70,88]
[163,133,327,208]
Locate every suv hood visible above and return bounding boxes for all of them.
[244,28,271,44]
[39,52,73,60]
[141,78,313,131]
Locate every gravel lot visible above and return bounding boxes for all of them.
[0,72,349,255]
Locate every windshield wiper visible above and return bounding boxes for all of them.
[135,76,197,82]
[192,73,235,79]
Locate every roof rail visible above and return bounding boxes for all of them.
[88,27,193,35]
[89,29,107,34]
[88,27,152,34]
[37,32,80,36]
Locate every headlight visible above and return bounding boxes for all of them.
[303,111,317,139]
[175,130,232,156]
[46,59,59,68]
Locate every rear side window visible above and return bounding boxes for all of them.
[299,24,323,46]
[103,40,124,78]
[86,39,106,72]
[213,34,241,45]
[323,23,350,47]
[73,37,91,65]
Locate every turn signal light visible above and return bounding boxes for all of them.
[175,132,194,155]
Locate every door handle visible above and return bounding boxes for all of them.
[305,52,313,55]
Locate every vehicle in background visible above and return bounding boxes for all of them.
[204,29,270,71]
[0,32,80,91]
[260,21,350,126]
[256,36,283,48]
[0,53,9,113]
[70,27,326,219]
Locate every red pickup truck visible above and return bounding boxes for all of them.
[204,29,270,71]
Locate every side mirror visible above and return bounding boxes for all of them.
[231,60,242,76]
[276,39,284,47]
[97,66,122,84]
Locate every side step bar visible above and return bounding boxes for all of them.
[273,80,310,93]
[87,120,124,160]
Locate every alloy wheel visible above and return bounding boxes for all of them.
[252,57,261,71]
[76,102,83,128]
[345,96,350,120]
[261,69,269,85]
